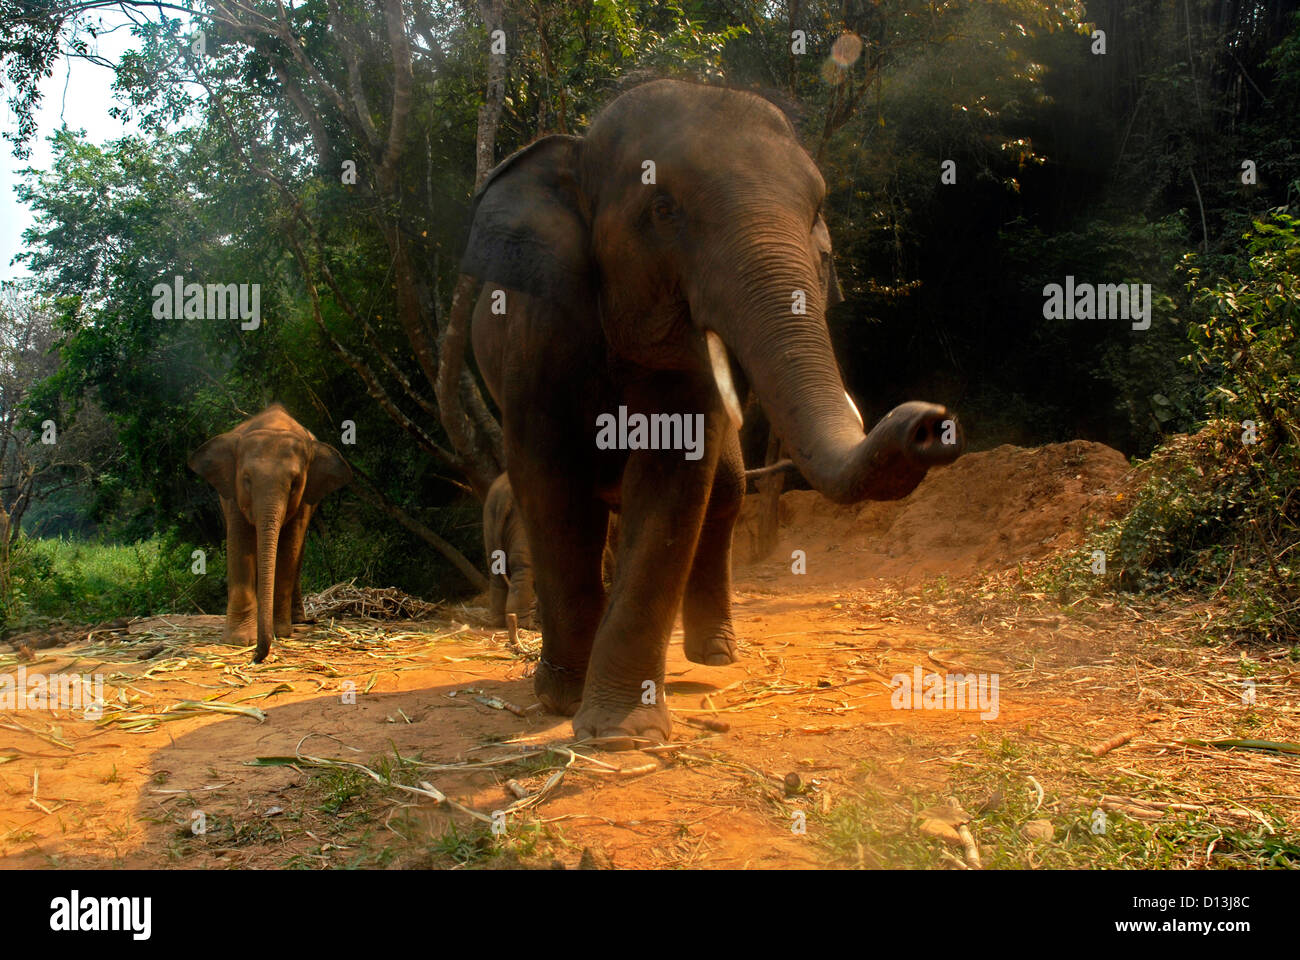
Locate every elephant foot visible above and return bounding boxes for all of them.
[572,697,671,750]
[224,619,257,647]
[684,620,739,666]
[534,658,586,716]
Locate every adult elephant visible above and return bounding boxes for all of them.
[189,404,352,662]
[464,80,962,745]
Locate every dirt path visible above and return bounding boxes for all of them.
[3,442,1297,869]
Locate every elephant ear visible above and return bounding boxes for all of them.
[189,433,238,499]
[304,441,352,505]
[461,134,591,306]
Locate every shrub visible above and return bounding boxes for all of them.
[0,531,227,631]
[1057,215,1299,642]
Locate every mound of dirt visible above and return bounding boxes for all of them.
[736,440,1133,580]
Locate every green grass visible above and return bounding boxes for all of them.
[1,533,227,630]
[815,737,1300,869]
[296,750,568,869]
[0,521,437,633]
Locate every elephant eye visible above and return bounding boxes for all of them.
[650,193,678,224]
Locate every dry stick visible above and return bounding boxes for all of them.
[1090,730,1138,757]
[1097,794,1257,822]
[957,824,982,870]
[682,716,732,733]
[1027,776,1044,814]
[289,741,494,824]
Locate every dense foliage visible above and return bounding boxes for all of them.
[1103,215,1298,641]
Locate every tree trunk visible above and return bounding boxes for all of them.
[348,465,489,591]
[476,0,507,188]
[0,504,11,605]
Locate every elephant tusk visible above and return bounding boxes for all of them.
[706,330,744,430]
[845,391,864,430]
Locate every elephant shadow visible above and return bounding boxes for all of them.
[119,674,573,864]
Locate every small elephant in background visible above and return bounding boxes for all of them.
[189,404,352,662]
[484,474,618,627]
[483,473,538,628]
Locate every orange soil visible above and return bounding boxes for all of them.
[0,440,1290,869]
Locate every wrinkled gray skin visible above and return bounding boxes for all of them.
[483,473,538,628]
[464,80,963,745]
[189,404,352,662]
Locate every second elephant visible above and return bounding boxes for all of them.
[189,404,352,662]
[483,473,617,628]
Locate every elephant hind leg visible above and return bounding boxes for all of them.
[683,425,744,666]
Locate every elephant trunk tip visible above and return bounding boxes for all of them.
[812,401,964,505]
[895,401,964,466]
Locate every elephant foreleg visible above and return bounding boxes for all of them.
[222,497,258,647]
[573,390,725,746]
[506,555,538,628]
[488,574,509,627]
[511,454,609,718]
[682,425,744,665]
[601,514,619,589]
[274,506,311,639]
[291,579,308,624]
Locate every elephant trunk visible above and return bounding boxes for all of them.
[701,227,963,505]
[254,506,285,662]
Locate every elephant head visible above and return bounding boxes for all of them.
[189,405,351,660]
[462,79,962,504]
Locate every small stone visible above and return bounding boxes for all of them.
[1021,819,1054,842]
